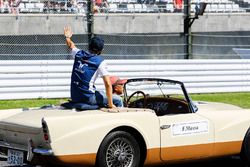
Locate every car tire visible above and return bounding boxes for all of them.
[241,128,250,165]
[96,131,140,167]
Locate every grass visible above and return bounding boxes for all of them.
[0,98,68,110]
[190,92,250,109]
[0,92,249,110]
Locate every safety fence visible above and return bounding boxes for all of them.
[1,32,250,60]
[0,59,249,100]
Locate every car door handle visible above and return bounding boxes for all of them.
[160,125,171,130]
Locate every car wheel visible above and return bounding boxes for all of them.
[241,128,250,165]
[96,131,140,167]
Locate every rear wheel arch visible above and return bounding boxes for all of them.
[96,126,147,167]
[241,127,250,165]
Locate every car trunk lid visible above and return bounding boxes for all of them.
[0,107,92,146]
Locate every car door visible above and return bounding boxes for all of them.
[159,112,214,161]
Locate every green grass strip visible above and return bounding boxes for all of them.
[190,92,250,109]
[0,92,249,110]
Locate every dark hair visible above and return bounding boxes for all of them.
[89,36,104,52]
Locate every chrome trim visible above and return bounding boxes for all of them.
[160,125,171,130]
[27,138,34,161]
[0,141,10,146]
[0,141,27,151]
[33,148,53,155]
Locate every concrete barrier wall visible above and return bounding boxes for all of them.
[95,13,250,33]
[0,13,250,35]
[0,14,87,35]
[0,59,249,100]
[1,13,250,59]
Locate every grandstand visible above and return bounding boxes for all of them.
[1,0,250,14]
[106,0,248,13]
[18,0,44,13]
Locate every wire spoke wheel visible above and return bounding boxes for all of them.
[106,138,134,167]
[96,131,140,167]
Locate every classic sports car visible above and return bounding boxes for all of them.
[0,78,250,167]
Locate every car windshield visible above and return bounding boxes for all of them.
[124,78,198,114]
[125,80,186,101]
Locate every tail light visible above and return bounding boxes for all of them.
[42,118,51,143]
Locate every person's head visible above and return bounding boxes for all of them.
[110,76,127,95]
[89,36,104,55]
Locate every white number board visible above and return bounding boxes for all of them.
[7,149,24,166]
[172,120,209,136]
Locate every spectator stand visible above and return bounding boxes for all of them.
[18,0,44,13]
[200,0,245,13]
[100,0,248,14]
[106,0,161,13]
[0,0,249,15]
[0,0,12,13]
[16,0,86,14]
[231,0,250,12]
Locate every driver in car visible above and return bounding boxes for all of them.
[97,76,127,107]
[110,76,127,107]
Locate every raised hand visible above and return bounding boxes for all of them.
[64,26,73,38]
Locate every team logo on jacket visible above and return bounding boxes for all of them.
[75,61,88,74]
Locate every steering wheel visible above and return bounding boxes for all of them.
[126,91,147,108]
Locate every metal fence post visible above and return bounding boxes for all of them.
[184,0,190,59]
[87,0,94,48]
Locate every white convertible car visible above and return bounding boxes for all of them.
[0,78,250,167]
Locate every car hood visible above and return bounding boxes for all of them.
[195,101,243,112]
[195,101,250,124]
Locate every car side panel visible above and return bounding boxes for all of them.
[197,109,250,143]
[44,111,161,157]
[159,113,214,161]
[197,109,250,156]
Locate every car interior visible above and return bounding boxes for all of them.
[125,91,191,116]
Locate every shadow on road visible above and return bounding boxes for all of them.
[165,156,247,167]
[0,156,247,167]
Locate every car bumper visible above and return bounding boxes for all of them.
[0,139,53,162]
